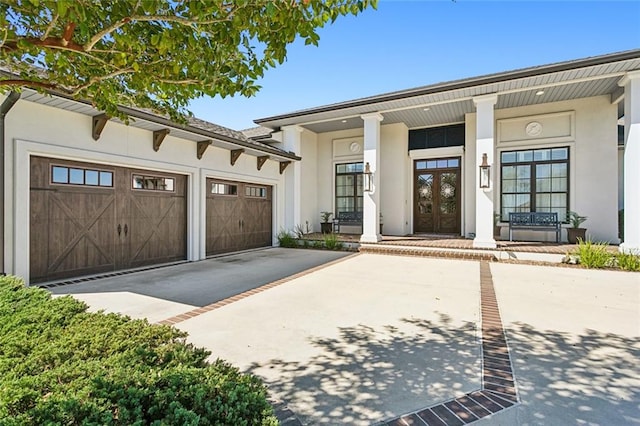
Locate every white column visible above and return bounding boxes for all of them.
[473,94,498,249]
[282,125,303,231]
[360,112,383,243]
[620,71,640,254]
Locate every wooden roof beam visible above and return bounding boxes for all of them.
[197,140,212,160]
[153,128,170,152]
[92,114,108,141]
[230,149,244,166]
[279,161,291,174]
[257,156,269,171]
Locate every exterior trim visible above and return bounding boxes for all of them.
[255,49,640,125]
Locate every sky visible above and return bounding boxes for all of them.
[188,1,640,131]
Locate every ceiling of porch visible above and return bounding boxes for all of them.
[254,50,640,135]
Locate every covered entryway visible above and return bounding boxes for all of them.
[205,178,272,256]
[414,157,461,234]
[30,157,187,283]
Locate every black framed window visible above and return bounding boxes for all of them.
[51,165,113,187]
[335,162,363,216]
[132,175,175,191]
[500,147,569,221]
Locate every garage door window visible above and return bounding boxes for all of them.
[51,165,113,187]
[246,185,267,198]
[211,182,238,195]
[132,175,175,191]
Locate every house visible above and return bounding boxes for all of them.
[1,49,639,284]
[253,49,640,251]
[0,87,299,284]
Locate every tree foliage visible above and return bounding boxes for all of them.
[0,0,376,121]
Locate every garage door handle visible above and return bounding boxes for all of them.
[124,224,128,237]
[117,224,121,236]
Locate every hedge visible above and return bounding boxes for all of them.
[0,276,277,425]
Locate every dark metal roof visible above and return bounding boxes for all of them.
[255,49,640,126]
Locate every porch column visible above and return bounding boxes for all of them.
[620,71,640,254]
[282,125,303,231]
[360,112,384,243]
[473,94,498,249]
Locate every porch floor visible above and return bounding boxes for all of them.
[303,233,619,257]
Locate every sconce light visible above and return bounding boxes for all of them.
[479,153,491,189]
[363,162,373,192]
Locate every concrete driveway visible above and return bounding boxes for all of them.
[49,248,350,322]
[50,250,640,425]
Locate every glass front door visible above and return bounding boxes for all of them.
[414,158,461,234]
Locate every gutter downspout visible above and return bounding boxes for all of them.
[0,91,21,276]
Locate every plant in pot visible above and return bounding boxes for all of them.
[566,211,587,244]
[320,211,333,234]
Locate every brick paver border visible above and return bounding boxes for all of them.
[378,261,519,426]
[155,255,519,425]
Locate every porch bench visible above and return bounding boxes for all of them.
[508,212,560,243]
[333,211,362,233]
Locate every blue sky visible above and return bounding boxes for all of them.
[189,1,640,131]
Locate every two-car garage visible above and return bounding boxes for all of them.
[29,157,273,283]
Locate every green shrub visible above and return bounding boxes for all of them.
[323,232,344,251]
[0,277,277,426]
[616,252,640,271]
[277,230,297,248]
[573,239,614,269]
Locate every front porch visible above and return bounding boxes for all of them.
[302,233,618,264]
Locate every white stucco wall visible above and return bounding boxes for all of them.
[299,129,318,232]
[313,124,410,235]
[466,95,619,243]
[380,123,410,236]
[618,147,624,210]
[2,96,284,282]
[316,127,362,231]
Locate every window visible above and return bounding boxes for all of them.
[132,175,175,191]
[245,185,266,198]
[335,162,363,216]
[211,183,237,195]
[500,147,569,221]
[415,158,460,170]
[51,165,113,187]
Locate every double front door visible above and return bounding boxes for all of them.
[205,178,272,256]
[414,157,461,234]
[30,157,187,283]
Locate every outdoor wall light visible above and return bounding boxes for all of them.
[479,153,491,189]
[363,162,373,192]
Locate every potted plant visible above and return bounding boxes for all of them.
[493,212,502,239]
[566,211,587,244]
[320,211,333,234]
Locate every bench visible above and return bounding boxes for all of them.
[508,212,560,243]
[333,211,363,233]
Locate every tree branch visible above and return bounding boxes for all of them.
[84,11,238,51]
[0,79,58,90]
[41,14,60,40]
[61,22,76,47]
[1,37,84,52]
[70,68,135,96]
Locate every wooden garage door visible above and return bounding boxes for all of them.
[205,179,272,256]
[30,157,187,283]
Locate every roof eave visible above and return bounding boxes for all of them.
[254,49,640,126]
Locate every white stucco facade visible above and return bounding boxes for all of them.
[289,94,620,244]
[2,95,287,282]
